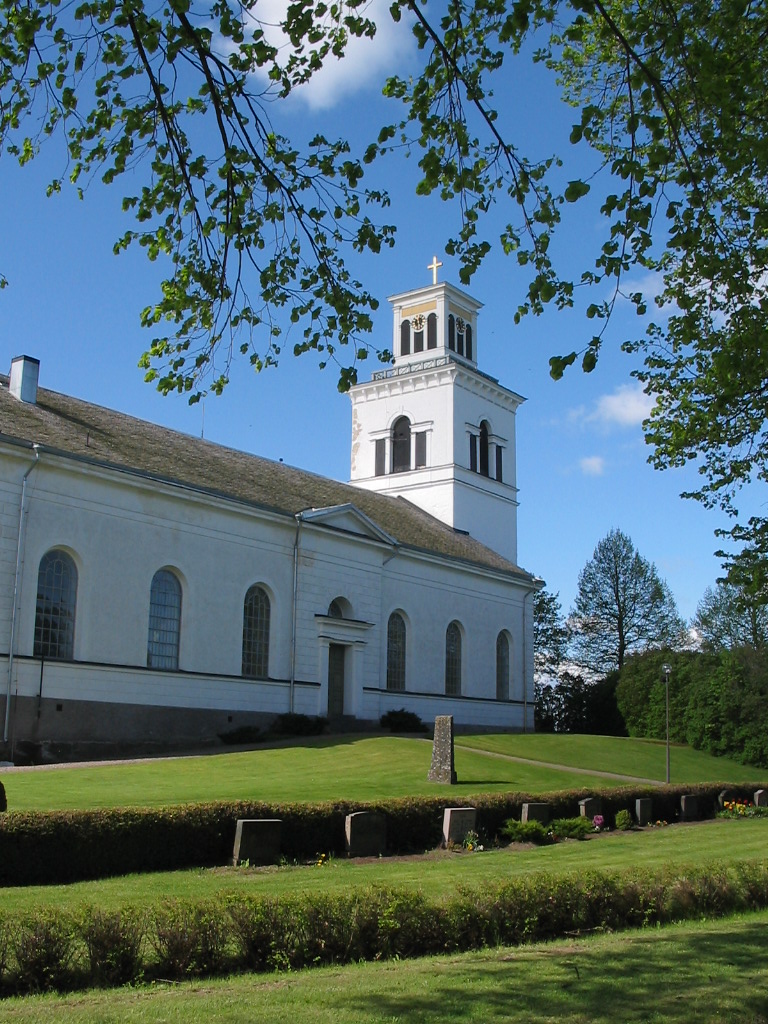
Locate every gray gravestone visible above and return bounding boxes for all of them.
[579,797,602,819]
[428,715,457,784]
[718,789,736,809]
[232,818,282,866]
[522,802,551,824]
[680,795,699,821]
[442,806,476,847]
[345,811,387,857]
[755,789,768,807]
[635,798,653,826]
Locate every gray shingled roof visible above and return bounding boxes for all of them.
[0,374,534,581]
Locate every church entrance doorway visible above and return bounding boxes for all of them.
[327,643,345,718]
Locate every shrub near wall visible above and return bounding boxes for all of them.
[0,784,765,887]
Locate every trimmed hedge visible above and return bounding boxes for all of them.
[0,781,5,813]
[1,860,768,994]
[0,782,764,887]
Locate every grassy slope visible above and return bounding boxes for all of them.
[3,734,764,812]
[458,732,765,783]
[4,818,767,915]
[2,912,767,1023]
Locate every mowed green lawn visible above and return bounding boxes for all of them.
[2,733,764,812]
[457,732,766,783]
[3,911,768,1024]
[3,818,767,916]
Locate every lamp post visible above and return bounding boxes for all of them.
[662,663,671,784]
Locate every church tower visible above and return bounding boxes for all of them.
[349,262,524,565]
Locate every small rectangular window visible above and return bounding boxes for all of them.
[469,434,477,472]
[375,438,386,477]
[496,446,503,482]
[415,431,427,468]
[414,331,424,353]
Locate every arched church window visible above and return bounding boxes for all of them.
[465,324,473,360]
[427,313,437,349]
[386,612,406,691]
[34,548,77,660]
[445,621,462,696]
[328,599,344,618]
[496,631,511,701]
[400,320,411,356]
[242,584,270,678]
[456,317,465,356]
[147,569,181,670]
[392,416,411,473]
[479,421,490,477]
[469,434,478,472]
[413,314,424,353]
[448,315,455,351]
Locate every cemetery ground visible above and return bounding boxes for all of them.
[4,732,763,811]
[1,733,768,1021]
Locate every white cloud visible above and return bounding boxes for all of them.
[580,456,606,476]
[250,0,415,111]
[590,383,655,428]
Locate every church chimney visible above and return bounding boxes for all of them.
[9,355,39,404]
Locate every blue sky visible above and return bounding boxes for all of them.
[0,0,752,623]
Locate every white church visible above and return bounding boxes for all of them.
[0,270,540,761]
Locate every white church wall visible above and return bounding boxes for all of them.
[377,551,532,710]
[15,457,298,680]
[0,453,27,653]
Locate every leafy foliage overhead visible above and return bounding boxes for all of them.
[3,0,768,560]
[0,0,396,398]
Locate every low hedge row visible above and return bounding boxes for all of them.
[2,860,768,995]
[0,782,763,886]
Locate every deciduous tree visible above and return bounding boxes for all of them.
[693,581,768,652]
[570,528,686,673]
[533,587,569,682]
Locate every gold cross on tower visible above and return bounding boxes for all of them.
[427,255,443,285]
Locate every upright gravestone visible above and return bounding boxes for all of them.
[428,715,457,784]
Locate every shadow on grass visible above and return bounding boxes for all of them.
[338,919,768,1023]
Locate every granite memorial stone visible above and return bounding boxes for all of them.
[428,715,457,784]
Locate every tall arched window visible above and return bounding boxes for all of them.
[445,621,462,696]
[147,569,181,670]
[242,584,270,678]
[479,421,490,476]
[392,416,411,473]
[465,324,473,360]
[448,315,456,351]
[400,320,411,356]
[496,632,510,701]
[413,314,424,353]
[386,612,406,691]
[34,549,77,660]
[427,312,437,349]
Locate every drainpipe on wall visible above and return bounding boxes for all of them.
[289,512,305,715]
[4,445,40,745]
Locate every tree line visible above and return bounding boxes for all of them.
[534,528,768,767]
